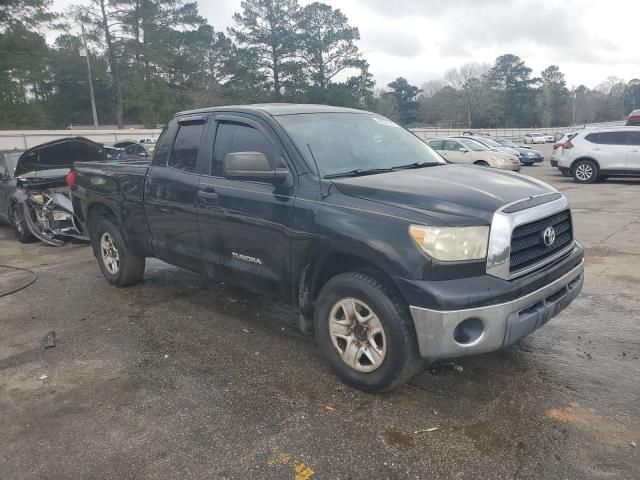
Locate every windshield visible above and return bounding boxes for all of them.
[497,139,518,148]
[459,138,488,151]
[276,113,445,177]
[478,137,502,148]
[3,152,22,176]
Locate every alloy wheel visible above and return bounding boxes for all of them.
[100,232,120,275]
[575,163,593,181]
[328,298,387,373]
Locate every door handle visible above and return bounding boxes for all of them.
[197,189,219,201]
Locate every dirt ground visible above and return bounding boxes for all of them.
[1,149,639,479]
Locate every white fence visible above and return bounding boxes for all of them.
[409,121,626,141]
[0,129,163,150]
[0,119,627,150]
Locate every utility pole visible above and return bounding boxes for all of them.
[80,24,99,128]
[572,87,576,126]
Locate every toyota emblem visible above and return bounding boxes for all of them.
[542,226,556,247]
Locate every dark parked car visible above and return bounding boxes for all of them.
[71,104,584,392]
[121,143,153,160]
[494,138,544,165]
[0,137,105,245]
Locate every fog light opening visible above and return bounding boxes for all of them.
[454,317,485,346]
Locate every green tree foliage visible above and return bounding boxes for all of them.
[298,2,361,90]
[539,65,569,127]
[384,77,421,125]
[229,0,300,100]
[489,54,537,127]
[0,1,635,129]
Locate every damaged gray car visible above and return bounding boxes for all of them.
[0,137,105,246]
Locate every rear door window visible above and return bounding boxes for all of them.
[629,131,640,146]
[586,131,628,145]
[168,122,206,173]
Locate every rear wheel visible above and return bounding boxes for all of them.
[92,218,145,287]
[561,169,572,177]
[10,203,36,243]
[314,272,422,392]
[573,159,598,184]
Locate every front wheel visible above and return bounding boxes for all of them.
[92,218,145,287]
[10,203,36,243]
[474,160,489,167]
[314,272,421,392]
[573,159,598,184]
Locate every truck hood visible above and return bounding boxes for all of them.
[331,164,557,225]
[14,137,105,177]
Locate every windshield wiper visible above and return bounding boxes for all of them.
[324,168,393,179]
[391,161,443,170]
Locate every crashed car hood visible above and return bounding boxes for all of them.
[330,164,557,224]
[14,137,106,177]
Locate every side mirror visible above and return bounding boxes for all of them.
[459,147,468,153]
[224,152,289,184]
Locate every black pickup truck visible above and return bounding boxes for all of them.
[71,104,584,392]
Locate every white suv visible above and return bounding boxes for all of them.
[555,127,640,183]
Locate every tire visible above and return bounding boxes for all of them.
[561,169,572,177]
[474,160,489,167]
[572,159,598,184]
[10,202,36,243]
[314,272,422,392]
[92,218,145,287]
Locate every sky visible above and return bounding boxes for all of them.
[51,0,639,90]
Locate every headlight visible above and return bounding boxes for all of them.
[490,156,509,163]
[409,225,489,261]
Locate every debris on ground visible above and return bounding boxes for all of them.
[38,375,48,380]
[42,330,56,348]
[631,441,637,448]
[163,354,169,359]
[242,328,253,333]
[323,405,335,412]
[414,428,438,434]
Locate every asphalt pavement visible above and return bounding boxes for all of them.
[1,148,639,479]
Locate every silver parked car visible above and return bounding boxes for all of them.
[427,137,521,171]
[554,127,640,183]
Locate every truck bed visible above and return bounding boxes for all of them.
[72,159,153,256]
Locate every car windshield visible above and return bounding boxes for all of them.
[497,139,518,148]
[276,113,446,177]
[478,138,502,148]
[458,138,488,151]
[3,152,22,176]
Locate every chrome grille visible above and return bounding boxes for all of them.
[509,210,573,273]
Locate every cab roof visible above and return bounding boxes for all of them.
[174,103,368,118]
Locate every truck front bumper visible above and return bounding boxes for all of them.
[409,260,584,358]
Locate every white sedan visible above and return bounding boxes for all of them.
[524,133,546,144]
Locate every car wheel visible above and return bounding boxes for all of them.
[474,160,489,167]
[314,272,422,392]
[10,202,36,243]
[561,169,572,177]
[572,159,598,184]
[93,218,145,287]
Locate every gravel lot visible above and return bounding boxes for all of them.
[1,146,639,479]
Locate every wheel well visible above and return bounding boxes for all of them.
[570,157,600,171]
[301,252,403,315]
[86,203,117,237]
